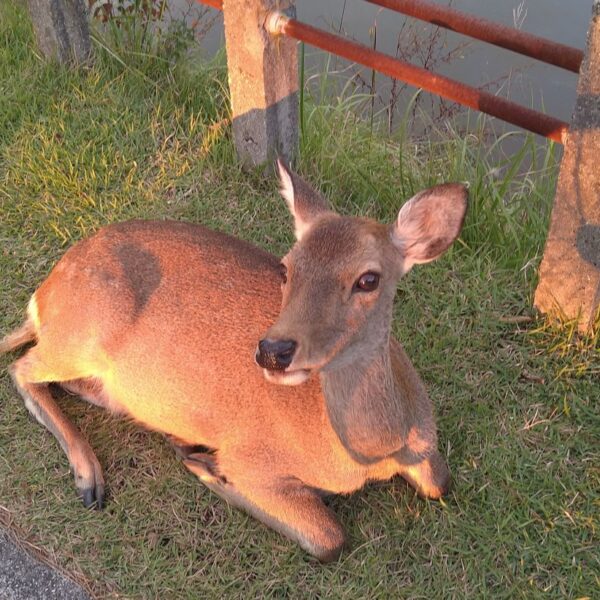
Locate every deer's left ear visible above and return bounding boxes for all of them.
[277,158,332,240]
[391,183,468,272]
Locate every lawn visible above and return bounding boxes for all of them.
[0,1,598,598]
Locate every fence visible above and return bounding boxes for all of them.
[197,0,584,165]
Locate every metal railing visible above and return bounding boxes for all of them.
[364,0,583,73]
[199,0,584,144]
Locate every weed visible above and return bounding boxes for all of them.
[88,0,216,76]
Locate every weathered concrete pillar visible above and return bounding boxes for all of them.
[27,0,92,64]
[222,0,298,167]
[534,1,600,331]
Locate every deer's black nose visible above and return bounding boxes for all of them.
[256,339,297,370]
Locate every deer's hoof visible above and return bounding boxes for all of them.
[80,482,105,510]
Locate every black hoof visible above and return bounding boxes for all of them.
[80,484,105,510]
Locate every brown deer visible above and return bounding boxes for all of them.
[0,160,467,561]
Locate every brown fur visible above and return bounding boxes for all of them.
[0,164,467,561]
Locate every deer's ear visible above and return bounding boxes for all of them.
[391,183,468,272]
[277,158,331,240]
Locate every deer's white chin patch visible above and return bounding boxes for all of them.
[263,368,310,386]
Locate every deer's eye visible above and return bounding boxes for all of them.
[278,263,288,284]
[353,271,380,293]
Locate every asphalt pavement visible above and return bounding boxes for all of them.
[0,528,89,600]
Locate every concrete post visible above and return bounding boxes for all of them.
[27,0,92,65]
[534,1,600,331]
[222,0,298,168]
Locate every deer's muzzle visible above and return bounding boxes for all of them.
[255,338,297,371]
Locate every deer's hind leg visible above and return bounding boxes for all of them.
[9,349,105,509]
[184,456,346,562]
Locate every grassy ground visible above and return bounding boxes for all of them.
[1,1,598,598]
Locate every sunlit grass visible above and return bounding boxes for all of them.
[0,1,598,598]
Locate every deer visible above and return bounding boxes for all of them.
[0,159,467,562]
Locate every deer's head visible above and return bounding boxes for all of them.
[255,159,468,385]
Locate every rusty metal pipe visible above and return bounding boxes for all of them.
[200,0,223,10]
[270,14,567,143]
[365,0,583,73]
[200,0,582,74]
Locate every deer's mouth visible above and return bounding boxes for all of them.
[262,368,310,386]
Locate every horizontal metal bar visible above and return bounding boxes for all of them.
[200,0,222,10]
[365,0,583,73]
[274,15,567,143]
[199,0,583,74]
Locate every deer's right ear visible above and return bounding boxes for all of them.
[277,158,331,241]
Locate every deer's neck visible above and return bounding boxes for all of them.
[320,338,407,463]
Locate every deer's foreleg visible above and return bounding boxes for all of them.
[184,456,346,562]
[396,450,450,499]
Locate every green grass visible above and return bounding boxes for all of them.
[1,1,598,598]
